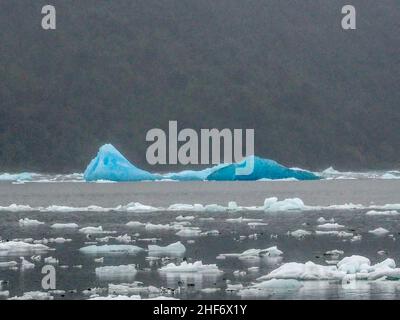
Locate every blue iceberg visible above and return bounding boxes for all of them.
[84,144,320,182]
[206,156,319,181]
[84,144,158,181]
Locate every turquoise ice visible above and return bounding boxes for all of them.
[84,144,320,182]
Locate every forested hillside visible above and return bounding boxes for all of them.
[0,0,399,172]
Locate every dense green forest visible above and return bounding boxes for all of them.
[0,0,399,172]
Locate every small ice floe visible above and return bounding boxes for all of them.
[88,294,141,300]
[226,217,263,223]
[145,223,180,231]
[167,203,205,212]
[116,202,159,213]
[115,234,132,243]
[79,226,116,235]
[51,223,79,229]
[226,284,244,292]
[18,218,45,227]
[317,223,345,230]
[94,257,104,263]
[82,287,107,296]
[248,222,268,228]
[176,215,195,221]
[0,261,18,269]
[199,217,215,222]
[159,261,222,274]
[20,257,35,270]
[44,257,59,265]
[8,291,53,300]
[233,270,247,277]
[315,231,353,238]
[257,261,344,281]
[175,228,202,237]
[126,221,145,228]
[368,227,390,236]
[79,244,144,255]
[0,204,35,212]
[108,282,161,296]
[350,235,362,242]
[0,241,50,256]
[317,217,334,224]
[200,230,220,236]
[238,279,303,297]
[95,265,137,280]
[378,250,387,256]
[288,229,312,239]
[200,288,221,294]
[366,210,400,216]
[218,246,283,261]
[263,197,305,212]
[148,241,186,257]
[0,291,9,298]
[324,250,344,260]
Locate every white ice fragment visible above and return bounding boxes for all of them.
[51,223,79,229]
[264,197,305,212]
[289,229,312,239]
[317,223,345,230]
[0,241,50,256]
[95,265,137,279]
[79,226,115,234]
[18,218,45,227]
[79,245,144,255]
[369,227,390,236]
[148,241,186,257]
[159,261,222,274]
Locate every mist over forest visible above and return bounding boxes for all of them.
[1,0,399,172]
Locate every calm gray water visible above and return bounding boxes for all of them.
[1,180,400,300]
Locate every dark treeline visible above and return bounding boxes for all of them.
[0,0,399,173]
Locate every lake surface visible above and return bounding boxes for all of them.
[1,180,400,300]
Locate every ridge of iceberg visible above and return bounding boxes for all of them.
[84,144,320,182]
[84,144,158,182]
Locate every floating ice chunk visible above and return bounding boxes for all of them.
[200,288,221,294]
[381,173,400,180]
[239,279,303,296]
[126,221,145,228]
[226,284,244,292]
[168,204,205,212]
[175,228,202,237]
[204,204,226,212]
[95,257,104,263]
[8,291,53,300]
[0,261,18,268]
[369,227,390,236]
[0,291,9,298]
[0,204,35,212]
[317,223,345,230]
[115,234,132,243]
[366,210,400,216]
[317,217,335,223]
[258,261,345,281]
[148,241,186,257]
[79,245,144,255]
[176,215,195,221]
[95,265,137,279]
[226,217,263,223]
[0,172,33,181]
[289,229,312,239]
[116,202,159,212]
[337,256,371,274]
[159,261,222,274]
[0,241,50,256]
[51,223,79,229]
[84,144,158,182]
[145,223,180,231]
[108,283,161,296]
[79,226,115,235]
[18,218,45,227]
[200,230,220,236]
[263,197,305,212]
[315,230,353,238]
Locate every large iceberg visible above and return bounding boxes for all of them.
[84,144,158,181]
[84,144,320,182]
